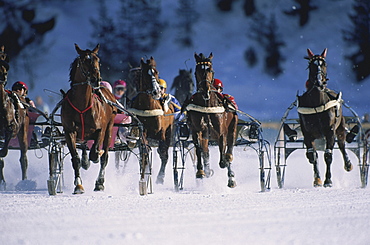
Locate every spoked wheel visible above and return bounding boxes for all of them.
[173,140,188,192]
[361,131,370,188]
[47,143,64,195]
[139,147,153,196]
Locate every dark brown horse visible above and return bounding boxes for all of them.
[130,57,175,185]
[61,44,117,194]
[183,53,238,188]
[171,69,194,104]
[0,45,30,190]
[298,48,352,187]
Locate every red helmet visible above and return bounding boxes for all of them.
[12,81,28,91]
[213,78,223,89]
[113,79,126,89]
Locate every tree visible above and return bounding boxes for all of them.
[243,0,256,17]
[343,0,370,82]
[284,0,317,27]
[175,0,199,47]
[0,0,55,88]
[90,0,164,81]
[248,13,285,77]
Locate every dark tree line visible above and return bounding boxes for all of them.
[343,0,370,83]
[90,0,163,82]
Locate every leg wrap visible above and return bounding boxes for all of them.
[306,148,317,164]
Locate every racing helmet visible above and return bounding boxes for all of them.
[12,81,28,91]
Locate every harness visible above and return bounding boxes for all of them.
[297,92,342,115]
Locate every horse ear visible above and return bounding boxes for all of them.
[140,58,145,66]
[75,43,83,55]
[92,44,100,54]
[209,52,213,60]
[321,48,327,58]
[194,52,199,60]
[307,49,314,59]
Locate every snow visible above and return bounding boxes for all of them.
[1,1,370,244]
[1,146,370,244]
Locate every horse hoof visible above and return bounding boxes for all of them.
[313,178,322,187]
[94,184,104,192]
[324,179,332,188]
[344,161,353,172]
[205,169,214,178]
[228,178,237,188]
[156,176,164,185]
[0,180,6,191]
[219,160,228,169]
[225,153,233,163]
[73,184,85,194]
[81,161,91,170]
[196,170,205,179]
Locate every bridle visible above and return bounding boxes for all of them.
[195,61,214,100]
[71,54,101,88]
[307,56,328,91]
[140,65,161,100]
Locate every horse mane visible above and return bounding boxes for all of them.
[69,58,79,82]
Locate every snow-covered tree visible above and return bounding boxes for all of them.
[175,0,199,47]
[248,13,285,77]
[343,0,370,82]
[284,0,317,27]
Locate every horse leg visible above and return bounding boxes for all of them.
[323,129,337,187]
[65,132,83,194]
[0,158,5,190]
[81,144,90,170]
[218,134,228,168]
[156,140,169,184]
[336,120,352,172]
[0,129,12,157]
[17,129,28,181]
[193,131,209,178]
[305,138,322,187]
[89,130,103,163]
[94,150,108,191]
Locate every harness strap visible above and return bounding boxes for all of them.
[127,108,164,117]
[297,92,342,115]
[65,94,94,141]
[186,103,225,114]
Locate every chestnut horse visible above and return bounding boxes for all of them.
[61,44,117,194]
[0,46,30,190]
[183,53,238,188]
[298,48,352,187]
[130,57,175,185]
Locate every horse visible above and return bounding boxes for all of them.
[61,44,117,194]
[171,69,194,104]
[130,57,175,185]
[183,53,238,188]
[0,45,30,190]
[297,48,352,187]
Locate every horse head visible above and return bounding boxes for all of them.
[194,52,214,99]
[0,45,9,82]
[306,48,328,91]
[70,43,101,87]
[140,56,161,100]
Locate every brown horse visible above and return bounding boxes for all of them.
[130,57,175,185]
[61,44,117,194]
[183,53,238,188]
[0,45,30,190]
[298,48,352,187]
